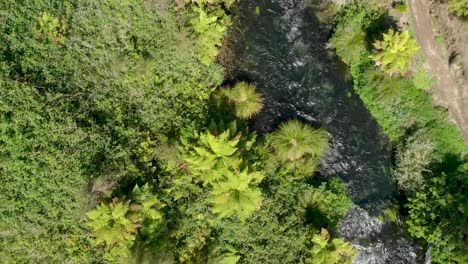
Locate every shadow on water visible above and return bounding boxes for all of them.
[227,0,426,263]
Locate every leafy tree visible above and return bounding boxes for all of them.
[271,120,328,161]
[223,82,264,119]
[449,0,468,17]
[371,29,420,75]
[308,228,356,264]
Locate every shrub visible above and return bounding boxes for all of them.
[412,66,435,90]
[330,24,367,65]
[393,2,408,12]
[371,29,420,76]
[394,131,435,193]
[449,0,468,17]
[406,161,468,264]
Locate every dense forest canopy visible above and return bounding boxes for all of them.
[0,0,466,263]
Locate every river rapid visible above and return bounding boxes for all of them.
[227,0,426,263]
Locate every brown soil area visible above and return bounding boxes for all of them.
[409,0,468,141]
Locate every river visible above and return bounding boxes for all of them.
[227,0,426,263]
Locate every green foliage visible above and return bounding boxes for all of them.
[412,66,435,90]
[371,29,420,75]
[190,6,229,65]
[86,201,140,262]
[330,24,367,65]
[308,228,357,264]
[209,169,264,221]
[180,124,264,220]
[271,120,329,161]
[187,0,237,8]
[209,175,354,263]
[393,2,408,12]
[406,161,468,264]
[36,11,65,43]
[0,0,223,262]
[366,69,404,100]
[394,130,435,193]
[223,82,264,119]
[449,0,468,17]
[299,178,353,227]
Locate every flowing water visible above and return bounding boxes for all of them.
[228,0,426,263]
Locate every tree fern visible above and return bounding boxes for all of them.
[371,29,420,76]
[86,201,140,261]
[308,228,356,264]
[182,129,242,184]
[271,120,329,161]
[209,169,264,221]
[180,124,264,221]
[223,82,264,119]
[133,184,165,222]
[330,24,366,65]
[190,6,228,65]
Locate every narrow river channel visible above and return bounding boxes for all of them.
[228,0,426,263]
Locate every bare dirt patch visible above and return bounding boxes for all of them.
[409,0,468,141]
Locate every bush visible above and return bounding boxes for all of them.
[412,66,435,90]
[370,29,420,76]
[406,159,468,263]
[394,130,435,193]
[449,0,468,17]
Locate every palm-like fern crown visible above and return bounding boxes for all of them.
[331,25,366,65]
[183,129,242,184]
[224,82,264,119]
[209,169,264,221]
[180,123,264,220]
[271,120,329,161]
[86,201,139,253]
[371,29,420,75]
[309,228,357,264]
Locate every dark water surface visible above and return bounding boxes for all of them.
[228,0,426,263]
